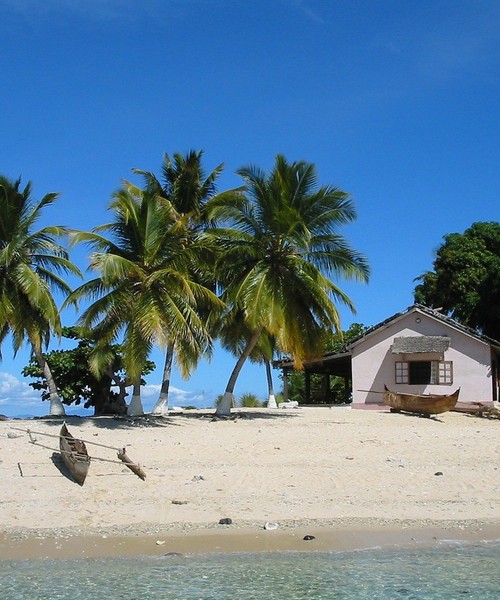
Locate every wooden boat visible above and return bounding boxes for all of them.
[383,386,460,416]
[59,422,91,485]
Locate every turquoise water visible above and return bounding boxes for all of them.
[2,542,499,599]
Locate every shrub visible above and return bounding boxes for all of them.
[239,393,263,408]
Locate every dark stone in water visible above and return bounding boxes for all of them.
[163,552,183,557]
[219,517,232,525]
[303,535,315,541]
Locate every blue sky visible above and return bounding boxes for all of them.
[1,0,499,417]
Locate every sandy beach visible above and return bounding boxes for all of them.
[1,407,499,559]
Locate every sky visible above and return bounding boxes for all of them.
[0,0,499,417]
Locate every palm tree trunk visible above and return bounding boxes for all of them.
[34,349,66,416]
[127,378,144,416]
[152,342,174,415]
[264,357,278,408]
[216,326,264,416]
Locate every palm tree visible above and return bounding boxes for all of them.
[135,150,224,224]
[67,181,221,415]
[206,155,370,416]
[0,175,81,415]
[217,309,278,407]
[134,151,237,414]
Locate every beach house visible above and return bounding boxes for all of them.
[276,305,500,407]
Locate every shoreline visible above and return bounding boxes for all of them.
[2,518,499,560]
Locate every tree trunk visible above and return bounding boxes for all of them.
[151,342,174,415]
[265,357,278,408]
[216,326,264,416]
[93,368,127,416]
[34,349,66,416]
[127,378,144,416]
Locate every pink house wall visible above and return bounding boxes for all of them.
[350,309,493,405]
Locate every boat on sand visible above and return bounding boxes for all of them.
[59,422,91,485]
[383,386,460,416]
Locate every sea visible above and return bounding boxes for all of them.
[1,540,499,599]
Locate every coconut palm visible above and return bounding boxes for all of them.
[135,150,224,224]
[216,309,278,407]
[206,155,370,416]
[134,151,237,414]
[67,181,221,415]
[0,175,81,415]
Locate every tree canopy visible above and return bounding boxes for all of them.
[66,180,221,415]
[414,222,500,340]
[134,150,237,414]
[22,327,155,415]
[4,153,369,417]
[0,175,80,415]
[207,154,370,415]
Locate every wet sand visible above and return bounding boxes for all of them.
[2,520,499,560]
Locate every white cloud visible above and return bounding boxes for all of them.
[0,371,44,415]
[138,384,213,410]
[0,370,213,418]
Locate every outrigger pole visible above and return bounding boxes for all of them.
[10,426,146,480]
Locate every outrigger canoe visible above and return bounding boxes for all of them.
[59,422,91,485]
[383,386,460,416]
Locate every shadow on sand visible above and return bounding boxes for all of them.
[383,410,446,423]
[31,409,300,431]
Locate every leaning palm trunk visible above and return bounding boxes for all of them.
[216,327,264,416]
[264,358,278,408]
[127,379,144,416]
[34,349,66,416]
[151,342,174,415]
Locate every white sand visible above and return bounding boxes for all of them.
[1,407,499,557]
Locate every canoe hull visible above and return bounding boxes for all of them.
[383,387,460,416]
[59,423,90,485]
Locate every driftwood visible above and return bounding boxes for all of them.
[453,403,500,420]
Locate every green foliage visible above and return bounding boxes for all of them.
[281,371,351,405]
[0,175,80,357]
[207,154,370,373]
[325,322,368,353]
[280,323,368,404]
[239,392,263,408]
[22,327,155,415]
[281,370,306,403]
[414,222,500,340]
[67,180,222,383]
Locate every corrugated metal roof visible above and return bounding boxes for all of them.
[391,335,451,354]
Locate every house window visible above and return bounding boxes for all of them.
[395,362,409,384]
[395,361,453,385]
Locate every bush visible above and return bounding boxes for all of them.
[239,393,263,408]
